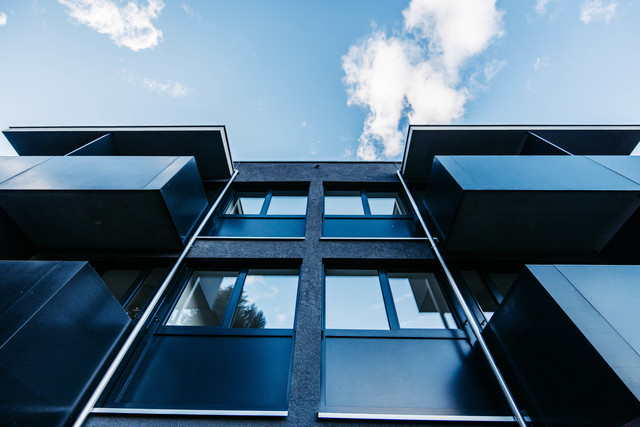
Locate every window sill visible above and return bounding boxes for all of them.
[317,411,523,422]
[92,408,288,417]
[197,236,305,240]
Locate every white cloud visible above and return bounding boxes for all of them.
[580,0,617,24]
[300,121,307,127]
[120,68,190,97]
[0,12,7,26]
[181,2,201,20]
[58,0,164,51]
[534,56,550,71]
[535,0,550,15]
[342,0,504,160]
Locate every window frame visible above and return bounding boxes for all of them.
[323,189,411,219]
[322,268,464,339]
[158,267,301,336]
[223,189,308,219]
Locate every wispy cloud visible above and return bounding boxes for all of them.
[58,0,164,51]
[181,2,201,20]
[0,11,7,26]
[534,56,550,71]
[120,68,191,97]
[580,0,617,24]
[342,0,504,160]
[535,0,550,15]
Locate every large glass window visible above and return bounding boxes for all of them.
[167,269,299,329]
[208,188,308,237]
[324,190,407,216]
[322,189,421,238]
[325,269,457,330]
[458,270,519,322]
[225,190,307,216]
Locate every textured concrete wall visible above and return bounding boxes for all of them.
[88,162,440,427]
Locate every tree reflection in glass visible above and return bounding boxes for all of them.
[232,271,298,329]
[166,272,238,326]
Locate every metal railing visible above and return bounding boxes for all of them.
[396,170,527,427]
[73,169,239,427]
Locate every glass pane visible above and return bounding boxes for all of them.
[225,193,266,215]
[368,192,407,215]
[267,196,308,215]
[124,268,169,320]
[388,273,456,329]
[166,271,238,326]
[325,270,389,330]
[324,191,364,215]
[461,270,498,320]
[100,270,141,301]
[231,270,299,329]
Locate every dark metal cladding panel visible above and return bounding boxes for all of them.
[424,156,640,253]
[0,261,130,427]
[484,265,640,426]
[115,335,293,410]
[0,156,178,190]
[2,130,109,155]
[0,156,207,250]
[520,132,571,155]
[0,207,35,259]
[0,156,53,184]
[112,130,231,180]
[423,157,465,240]
[535,129,640,155]
[322,337,509,416]
[322,218,421,238]
[68,134,118,156]
[0,191,183,250]
[210,217,306,237]
[403,129,527,180]
[156,157,208,242]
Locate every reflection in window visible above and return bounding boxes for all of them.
[324,190,408,216]
[232,270,299,329]
[324,191,365,215]
[224,190,308,216]
[461,271,498,320]
[388,273,456,329]
[325,270,389,330]
[225,193,266,215]
[368,193,407,215]
[266,194,308,215]
[166,272,238,326]
[325,269,457,331]
[166,269,299,329]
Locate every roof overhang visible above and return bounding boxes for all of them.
[2,126,233,181]
[402,125,640,181]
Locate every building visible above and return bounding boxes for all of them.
[1,125,639,427]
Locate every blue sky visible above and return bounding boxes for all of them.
[0,0,639,159]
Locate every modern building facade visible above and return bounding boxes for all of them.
[1,125,639,426]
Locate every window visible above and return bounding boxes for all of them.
[99,267,169,320]
[102,268,300,414]
[324,190,407,216]
[320,267,511,420]
[207,188,308,237]
[166,269,299,328]
[322,189,422,238]
[324,269,456,330]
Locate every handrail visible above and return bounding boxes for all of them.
[73,169,239,427]
[396,170,527,427]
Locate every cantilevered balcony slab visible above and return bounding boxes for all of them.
[423,155,640,253]
[484,265,640,426]
[2,126,233,180]
[402,125,640,180]
[0,156,207,251]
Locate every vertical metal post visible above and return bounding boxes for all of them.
[396,170,527,427]
[73,169,239,427]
